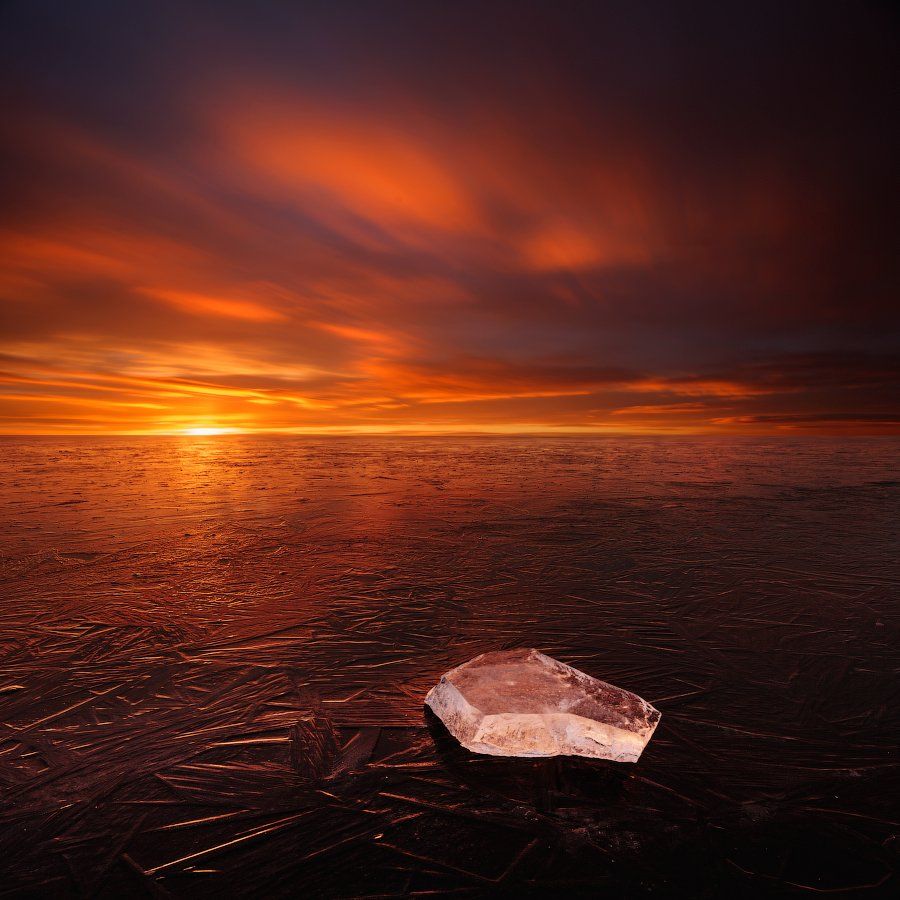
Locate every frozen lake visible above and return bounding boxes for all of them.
[1,436,897,896]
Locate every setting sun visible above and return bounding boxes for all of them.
[181,426,236,436]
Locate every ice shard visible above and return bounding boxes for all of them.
[425,648,660,762]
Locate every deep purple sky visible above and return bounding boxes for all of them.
[0,1,897,433]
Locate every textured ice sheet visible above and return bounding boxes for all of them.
[426,649,660,760]
[0,435,897,897]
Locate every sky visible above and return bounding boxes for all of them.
[0,0,897,435]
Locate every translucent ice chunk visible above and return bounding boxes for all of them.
[425,648,660,762]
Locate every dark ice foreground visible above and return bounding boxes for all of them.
[0,435,897,897]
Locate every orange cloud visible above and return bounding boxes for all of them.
[141,288,289,323]
[310,321,411,355]
[610,402,708,416]
[222,104,481,241]
[0,226,208,284]
[522,221,625,271]
[627,378,778,398]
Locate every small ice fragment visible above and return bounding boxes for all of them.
[425,648,660,762]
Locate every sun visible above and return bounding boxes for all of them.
[181,426,234,436]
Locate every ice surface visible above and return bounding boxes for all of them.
[0,436,897,897]
[426,649,660,761]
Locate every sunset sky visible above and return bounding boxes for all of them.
[0,1,897,434]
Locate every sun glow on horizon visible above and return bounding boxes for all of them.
[181,426,238,436]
